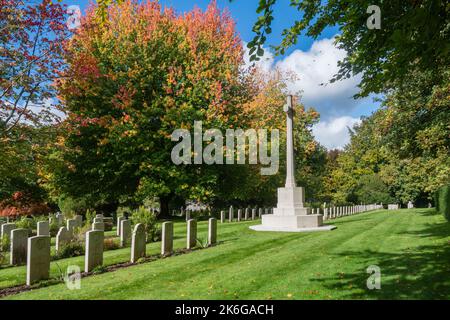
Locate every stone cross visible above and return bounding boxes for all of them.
[283,95,296,188]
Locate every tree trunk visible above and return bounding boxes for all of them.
[159,195,170,218]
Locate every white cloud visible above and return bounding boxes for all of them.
[312,116,361,149]
[242,36,378,149]
[274,36,371,119]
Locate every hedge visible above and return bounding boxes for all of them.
[436,185,450,222]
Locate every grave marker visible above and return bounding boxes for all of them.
[187,219,197,249]
[161,221,173,256]
[26,236,50,285]
[85,230,104,272]
[10,228,28,265]
[208,218,217,246]
[131,223,146,263]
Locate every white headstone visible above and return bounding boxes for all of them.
[85,230,104,272]
[67,219,77,233]
[10,228,28,265]
[92,222,104,231]
[208,218,217,246]
[120,219,131,247]
[116,216,125,236]
[55,227,71,252]
[228,206,233,222]
[131,223,146,263]
[37,221,50,236]
[26,235,51,285]
[186,219,197,249]
[161,221,173,256]
[1,223,16,241]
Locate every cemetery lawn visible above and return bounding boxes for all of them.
[3,208,450,300]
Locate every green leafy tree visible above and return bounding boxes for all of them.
[241,0,450,97]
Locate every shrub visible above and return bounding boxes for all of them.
[437,185,450,222]
[104,238,120,251]
[131,206,161,242]
[49,218,59,237]
[85,209,96,226]
[0,251,5,266]
[0,235,10,252]
[53,240,85,260]
[15,216,36,231]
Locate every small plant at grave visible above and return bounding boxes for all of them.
[85,209,96,226]
[52,240,85,260]
[15,216,36,232]
[103,238,120,251]
[72,223,91,242]
[0,235,10,252]
[91,265,108,274]
[0,251,5,266]
[49,218,59,237]
[54,262,66,283]
[136,257,146,264]
[131,206,161,243]
[196,236,208,249]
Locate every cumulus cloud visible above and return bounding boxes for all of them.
[243,36,378,148]
[312,116,361,150]
[274,37,372,119]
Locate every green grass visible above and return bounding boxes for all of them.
[2,208,450,300]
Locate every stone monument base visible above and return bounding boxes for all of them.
[250,213,336,233]
[249,224,336,233]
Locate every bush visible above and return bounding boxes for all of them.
[131,206,161,242]
[52,240,85,260]
[49,218,59,237]
[436,185,450,222]
[85,209,96,226]
[0,251,5,266]
[0,235,10,252]
[104,238,120,251]
[15,216,36,231]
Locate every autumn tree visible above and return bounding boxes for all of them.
[0,0,69,217]
[53,1,256,215]
[0,0,69,135]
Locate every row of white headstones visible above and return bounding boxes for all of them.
[0,215,217,286]
[322,204,384,220]
[211,204,384,223]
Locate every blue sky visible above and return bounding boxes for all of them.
[61,0,380,149]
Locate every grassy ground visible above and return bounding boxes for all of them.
[2,208,450,300]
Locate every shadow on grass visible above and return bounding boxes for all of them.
[312,212,450,299]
